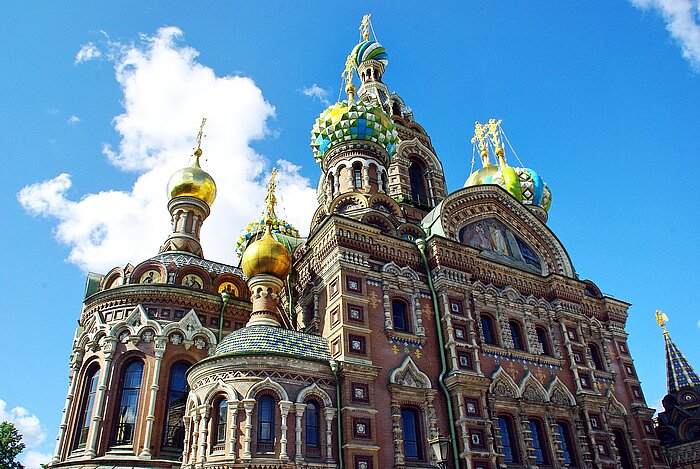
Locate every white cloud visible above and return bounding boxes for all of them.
[631,0,700,70]
[19,26,316,273]
[22,450,52,469]
[302,83,330,105]
[0,399,46,448]
[697,319,700,328]
[67,115,80,124]
[74,42,102,64]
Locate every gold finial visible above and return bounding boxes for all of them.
[656,310,670,337]
[194,117,207,163]
[343,54,356,99]
[485,118,506,165]
[264,168,278,220]
[471,121,492,167]
[360,14,371,41]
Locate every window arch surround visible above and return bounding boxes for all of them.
[391,298,411,333]
[408,158,428,206]
[112,358,145,446]
[479,313,498,346]
[304,399,321,456]
[588,343,604,370]
[212,395,228,449]
[509,320,526,351]
[256,393,277,453]
[536,326,551,355]
[73,363,100,450]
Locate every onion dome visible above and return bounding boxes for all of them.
[351,40,388,67]
[240,223,292,279]
[235,216,300,257]
[310,98,399,163]
[466,163,552,212]
[166,147,217,206]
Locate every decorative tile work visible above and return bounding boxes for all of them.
[214,325,330,362]
[351,382,370,403]
[151,252,242,276]
[484,351,563,371]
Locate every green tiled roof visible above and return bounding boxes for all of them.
[214,325,330,362]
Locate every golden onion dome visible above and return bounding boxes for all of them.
[240,223,292,279]
[166,149,217,206]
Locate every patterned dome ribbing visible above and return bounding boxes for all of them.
[351,40,388,67]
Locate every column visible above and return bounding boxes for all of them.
[294,403,307,462]
[196,405,210,466]
[242,399,255,459]
[52,350,84,463]
[189,411,200,463]
[181,415,192,466]
[139,340,166,458]
[334,168,341,194]
[324,407,336,463]
[279,400,292,461]
[362,164,370,191]
[227,400,239,457]
[85,338,116,458]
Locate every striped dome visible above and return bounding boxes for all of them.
[351,40,388,67]
[466,165,552,212]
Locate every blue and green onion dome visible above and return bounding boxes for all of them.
[351,40,388,67]
[235,216,301,258]
[465,165,552,212]
[310,99,399,163]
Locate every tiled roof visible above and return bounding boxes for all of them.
[665,333,700,394]
[151,252,243,276]
[215,325,330,362]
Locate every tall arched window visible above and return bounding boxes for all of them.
[113,360,144,445]
[480,314,497,345]
[498,416,518,464]
[305,401,320,456]
[556,422,576,466]
[74,366,100,449]
[408,160,427,205]
[401,407,423,460]
[588,343,604,370]
[162,362,189,450]
[214,398,228,446]
[536,327,551,356]
[353,165,363,189]
[509,321,525,351]
[328,173,335,196]
[392,299,411,333]
[528,419,549,465]
[257,396,276,453]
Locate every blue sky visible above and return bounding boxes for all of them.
[2,2,699,467]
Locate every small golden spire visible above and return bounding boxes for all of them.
[485,118,506,166]
[343,54,356,99]
[360,14,372,41]
[194,117,207,165]
[264,168,278,220]
[471,121,492,167]
[656,310,670,338]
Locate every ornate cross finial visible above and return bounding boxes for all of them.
[656,310,670,337]
[360,14,372,41]
[264,168,278,221]
[471,121,491,167]
[343,54,356,98]
[194,117,207,159]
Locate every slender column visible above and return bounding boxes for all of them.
[196,406,210,466]
[324,408,336,463]
[334,168,341,194]
[189,411,200,464]
[362,164,370,191]
[279,400,292,461]
[139,340,166,458]
[294,403,306,462]
[85,338,116,457]
[181,415,192,466]
[52,350,84,463]
[242,399,255,459]
[227,400,239,457]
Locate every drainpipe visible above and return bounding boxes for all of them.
[329,359,344,469]
[218,291,231,343]
[416,238,460,469]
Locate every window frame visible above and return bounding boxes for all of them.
[391,299,411,333]
[112,359,145,446]
[535,326,551,356]
[213,397,228,447]
[588,343,604,370]
[480,314,498,345]
[509,320,525,351]
[528,418,550,466]
[256,395,276,453]
[556,421,577,466]
[304,400,321,456]
[162,361,190,451]
[400,407,423,460]
[73,365,100,450]
[497,415,519,464]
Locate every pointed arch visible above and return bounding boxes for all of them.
[246,377,289,401]
[547,376,576,406]
[489,366,520,399]
[519,371,549,403]
[389,356,431,389]
[605,391,627,417]
[204,380,240,404]
[296,383,333,407]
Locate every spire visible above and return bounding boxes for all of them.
[656,310,700,394]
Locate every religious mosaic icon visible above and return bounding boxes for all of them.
[182,274,203,289]
[140,269,161,284]
[218,282,238,295]
[459,219,542,272]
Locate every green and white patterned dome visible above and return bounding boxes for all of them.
[351,40,388,67]
[310,99,399,164]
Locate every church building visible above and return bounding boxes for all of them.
[48,17,666,469]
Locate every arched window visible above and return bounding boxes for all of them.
[509,321,525,351]
[528,419,549,465]
[498,416,518,464]
[612,429,634,469]
[536,327,551,356]
[353,165,363,189]
[401,407,423,460]
[588,343,604,370]
[113,360,144,445]
[480,314,497,345]
[556,422,577,466]
[162,362,189,450]
[214,398,228,446]
[328,173,335,196]
[257,396,276,453]
[408,160,427,205]
[74,366,100,449]
[305,401,320,456]
[392,299,411,333]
